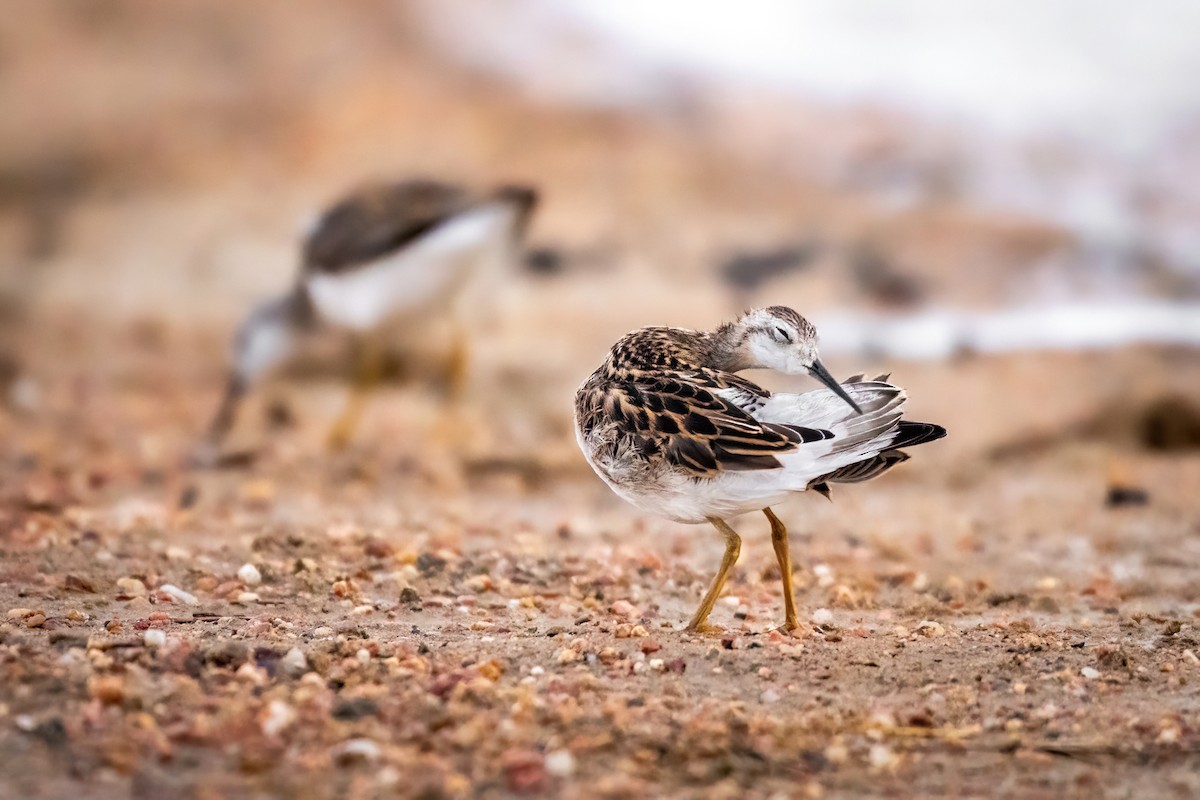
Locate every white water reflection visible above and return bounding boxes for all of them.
[817,302,1200,359]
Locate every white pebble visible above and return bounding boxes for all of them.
[158,584,198,605]
[260,700,295,737]
[869,743,898,770]
[335,738,380,762]
[1081,666,1101,680]
[281,647,309,677]
[810,608,834,625]
[238,563,263,586]
[545,749,575,778]
[143,629,166,647]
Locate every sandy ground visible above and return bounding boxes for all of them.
[1,324,1198,799]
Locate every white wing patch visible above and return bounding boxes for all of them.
[306,204,516,331]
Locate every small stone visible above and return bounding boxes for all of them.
[116,577,147,598]
[545,749,575,778]
[143,629,166,647]
[333,738,381,765]
[260,700,295,737]
[464,574,493,593]
[236,592,260,603]
[916,620,946,637]
[810,608,833,625]
[555,648,581,665]
[649,658,665,671]
[89,675,125,705]
[6,608,35,620]
[610,600,638,618]
[502,749,546,793]
[206,640,250,668]
[640,639,662,654]
[158,584,199,606]
[281,647,309,677]
[1081,666,1101,680]
[24,614,46,629]
[869,743,898,770]
[237,563,262,586]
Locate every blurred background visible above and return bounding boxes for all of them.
[2,0,1198,499]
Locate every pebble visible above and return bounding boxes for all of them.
[916,620,946,637]
[116,577,147,598]
[25,614,46,628]
[333,738,381,765]
[869,743,898,770]
[810,608,833,625]
[158,584,199,606]
[281,647,309,677]
[260,699,295,737]
[610,600,638,618]
[544,749,575,778]
[238,563,263,586]
[143,629,166,647]
[237,592,260,603]
[1081,666,1101,680]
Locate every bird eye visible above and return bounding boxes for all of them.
[773,326,793,343]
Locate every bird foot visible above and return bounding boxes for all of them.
[682,621,726,636]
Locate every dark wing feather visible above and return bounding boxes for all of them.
[302,180,471,274]
[598,370,831,479]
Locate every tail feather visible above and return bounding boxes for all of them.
[807,419,946,496]
[888,420,947,449]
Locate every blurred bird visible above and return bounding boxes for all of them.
[574,306,944,632]
[197,179,538,461]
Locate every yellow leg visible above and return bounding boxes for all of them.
[444,323,470,401]
[764,507,799,632]
[685,518,742,633]
[326,339,383,451]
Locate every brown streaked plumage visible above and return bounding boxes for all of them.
[574,307,945,633]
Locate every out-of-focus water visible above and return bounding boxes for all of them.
[816,301,1200,359]
[414,0,1200,307]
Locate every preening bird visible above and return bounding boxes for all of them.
[574,306,945,632]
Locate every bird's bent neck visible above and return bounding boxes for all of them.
[702,322,755,372]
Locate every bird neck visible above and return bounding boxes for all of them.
[703,322,754,372]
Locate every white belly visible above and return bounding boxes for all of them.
[575,425,795,524]
[306,204,514,331]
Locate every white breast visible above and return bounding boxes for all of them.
[305,204,515,331]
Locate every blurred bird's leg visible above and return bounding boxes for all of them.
[685,518,742,633]
[326,337,383,451]
[190,374,246,467]
[443,320,470,401]
[764,507,799,632]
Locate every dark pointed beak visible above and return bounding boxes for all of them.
[809,359,862,414]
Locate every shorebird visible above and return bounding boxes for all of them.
[574,306,945,632]
[197,179,538,460]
